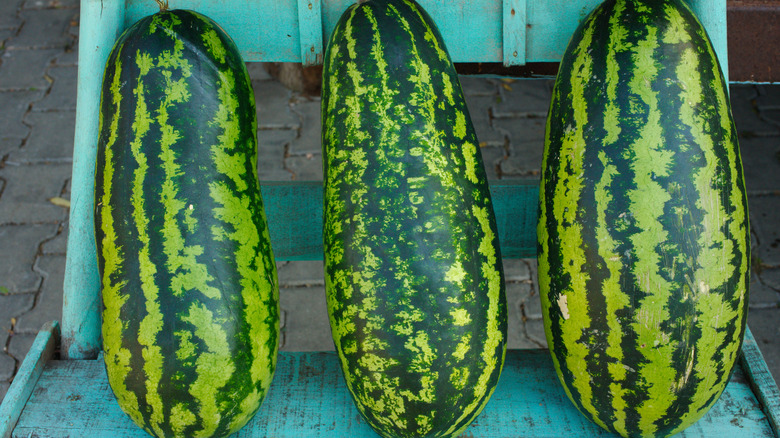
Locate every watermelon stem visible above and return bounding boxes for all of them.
[154,0,169,12]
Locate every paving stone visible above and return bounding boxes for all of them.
[285,152,323,181]
[277,260,324,287]
[760,108,780,131]
[7,332,35,362]
[0,381,10,403]
[53,46,77,66]
[464,94,505,147]
[740,137,780,193]
[40,222,67,255]
[23,0,79,9]
[258,128,295,181]
[459,76,499,97]
[0,48,58,90]
[499,144,544,178]
[247,62,273,81]
[526,257,538,289]
[0,89,43,156]
[503,258,531,282]
[0,292,35,334]
[749,195,780,267]
[278,286,333,352]
[523,317,548,349]
[0,0,24,29]
[0,28,19,44]
[8,7,75,49]
[505,278,526,350]
[756,84,780,111]
[0,224,54,293]
[16,254,64,332]
[254,79,299,129]
[750,273,780,309]
[756,268,780,299]
[495,117,546,177]
[33,64,76,110]
[493,79,554,118]
[9,110,74,163]
[479,144,505,180]
[729,85,775,136]
[289,96,321,156]
[0,163,70,224]
[521,282,543,321]
[0,350,16,381]
[494,115,546,146]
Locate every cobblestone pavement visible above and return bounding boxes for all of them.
[2,0,780,405]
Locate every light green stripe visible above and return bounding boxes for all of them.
[595,151,630,435]
[129,51,165,438]
[666,4,747,429]
[100,50,143,427]
[598,5,630,435]
[181,301,235,436]
[154,52,222,303]
[624,25,678,436]
[445,205,505,436]
[551,14,598,427]
[205,63,278,433]
[603,1,625,145]
[202,27,227,64]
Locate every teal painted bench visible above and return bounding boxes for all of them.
[2,0,779,436]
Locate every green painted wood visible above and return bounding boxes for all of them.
[9,347,776,437]
[260,181,538,261]
[297,0,323,66]
[0,321,59,438]
[741,326,780,436]
[502,0,527,66]
[62,0,124,361]
[120,0,724,66]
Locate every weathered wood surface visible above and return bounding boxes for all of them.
[10,349,776,437]
[0,322,58,438]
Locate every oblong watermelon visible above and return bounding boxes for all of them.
[94,8,279,437]
[537,1,750,437]
[322,1,507,437]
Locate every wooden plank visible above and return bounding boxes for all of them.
[297,0,324,66]
[121,0,726,65]
[260,181,538,261]
[62,0,124,360]
[502,0,527,66]
[741,326,780,436]
[0,321,59,438]
[11,349,775,437]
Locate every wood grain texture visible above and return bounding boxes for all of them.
[10,349,776,437]
[741,328,780,436]
[121,0,723,65]
[0,321,59,438]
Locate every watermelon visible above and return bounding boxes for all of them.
[321,0,508,437]
[537,1,750,437]
[94,7,279,437]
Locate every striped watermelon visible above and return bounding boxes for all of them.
[537,1,750,437]
[322,0,507,437]
[94,8,278,437]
